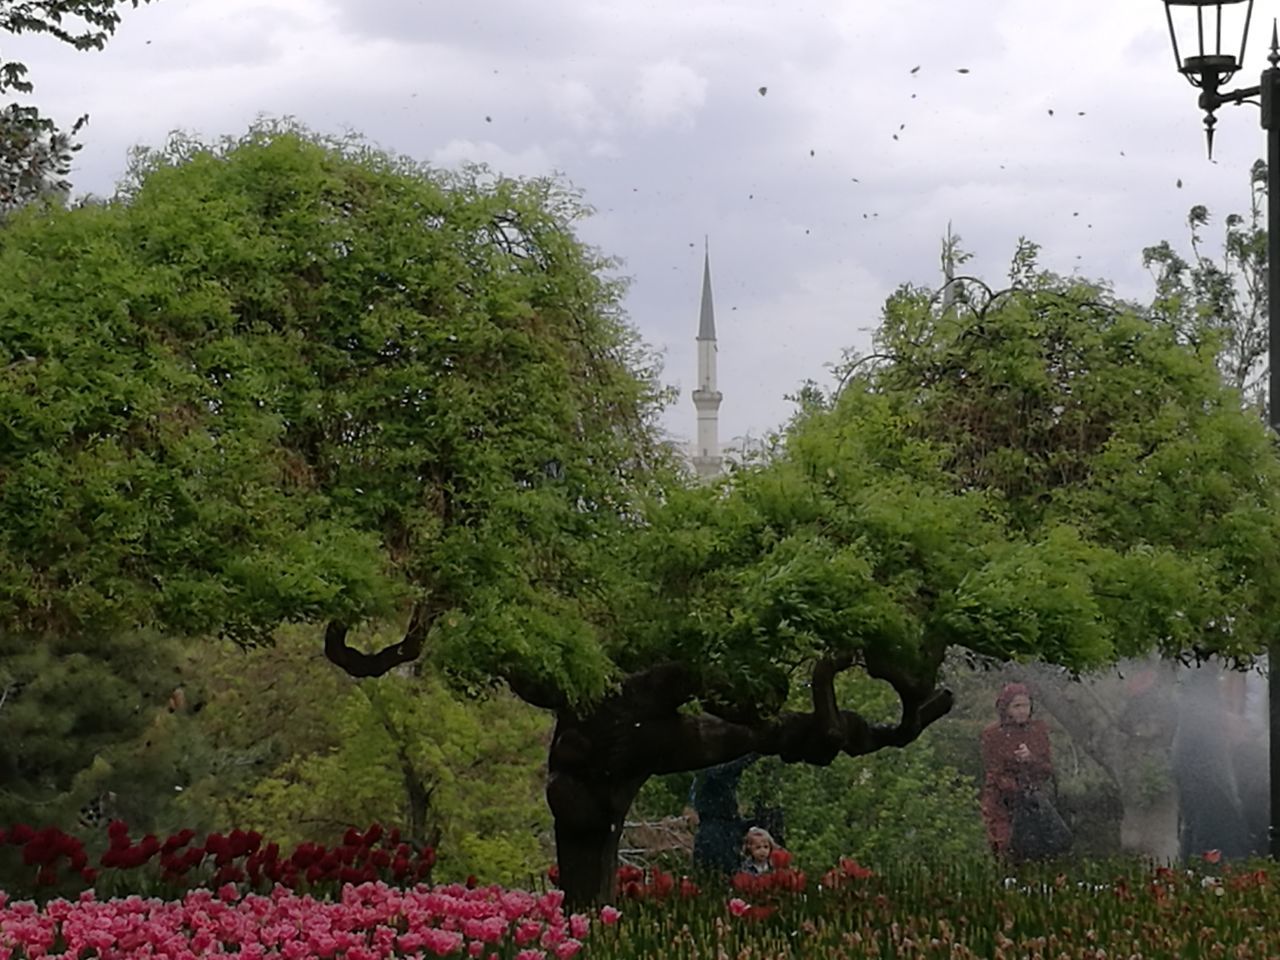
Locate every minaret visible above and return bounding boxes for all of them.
[691,241,723,479]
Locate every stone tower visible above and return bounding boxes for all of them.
[691,243,724,479]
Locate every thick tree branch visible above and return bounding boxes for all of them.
[323,604,431,678]
[545,655,954,906]
[506,672,571,712]
[616,661,700,715]
[551,655,954,782]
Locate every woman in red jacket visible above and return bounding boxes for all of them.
[980,683,1055,860]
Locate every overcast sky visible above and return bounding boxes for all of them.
[5,0,1271,444]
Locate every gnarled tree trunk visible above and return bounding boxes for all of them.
[324,619,954,908]
[542,656,952,906]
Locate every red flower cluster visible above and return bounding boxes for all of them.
[819,856,874,889]
[546,863,699,901]
[0,821,435,897]
[1223,865,1268,892]
[732,862,807,896]
[728,896,777,921]
[616,864,692,900]
[1,825,92,886]
[274,826,433,889]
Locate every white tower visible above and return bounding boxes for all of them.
[691,243,723,479]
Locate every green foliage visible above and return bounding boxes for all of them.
[0,104,83,216]
[0,628,180,818]
[626,246,1280,711]
[225,671,552,886]
[743,745,984,868]
[1,1,154,215]
[53,628,554,887]
[0,122,674,706]
[739,672,984,867]
[1143,160,1268,412]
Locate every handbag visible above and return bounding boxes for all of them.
[1010,787,1073,860]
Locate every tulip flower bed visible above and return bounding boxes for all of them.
[586,856,1279,960]
[0,822,1276,959]
[0,881,593,959]
[0,822,436,900]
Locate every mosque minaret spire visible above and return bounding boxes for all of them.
[691,238,724,479]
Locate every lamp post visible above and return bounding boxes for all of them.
[1161,0,1280,860]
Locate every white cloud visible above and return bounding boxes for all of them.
[429,139,557,178]
[3,0,1256,441]
[549,79,615,135]
[629,60,708,129]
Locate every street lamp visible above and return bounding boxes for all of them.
[1161,0,1280,861]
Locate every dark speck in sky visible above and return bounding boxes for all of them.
[910,65,920,74]
[1177,178,1183,188]
[758,86,768,96]
[957,68,970,74]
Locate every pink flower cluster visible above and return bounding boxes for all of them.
[0,880,603,959]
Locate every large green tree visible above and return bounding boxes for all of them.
[541,243,1280,899]
[0,123,677,900]
[5,124,1280,903]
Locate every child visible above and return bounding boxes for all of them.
[740,826,779,875]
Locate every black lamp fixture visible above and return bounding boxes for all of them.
[1163,0,1258,156]
[1159,0,1280,864]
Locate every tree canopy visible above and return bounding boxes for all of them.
[0,123,674,699]
[624,245,1280,713]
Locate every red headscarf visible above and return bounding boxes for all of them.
[995,682,1031,723]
